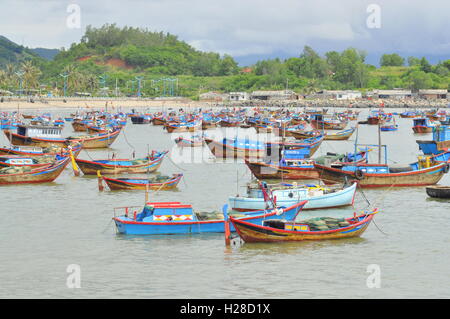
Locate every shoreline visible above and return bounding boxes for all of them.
[0,97,448,111]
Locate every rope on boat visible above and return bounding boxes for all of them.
[121,127,136,152]
[372,218,389,236]
[167,152,187,172]
[101,217,115,234]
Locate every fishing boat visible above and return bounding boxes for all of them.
[0,155,62,169]
[400,111,419,118]
[380,124,398,131]
[0,143,82,157]
[229,182,357,211]
[0,157,69,185]
[310,114,347,130]
[425,185,450,199]
[314,152,450,187]
[113,201,307,235]
[174,135,204,147]
[286,130,321,140]
[323,127,356,141]
[412,118,438,134]
[130,115,152,124]
[230,208,378,243]
[71,119,90,132]
[4,125,121,149]
[245,149,367,180]
[416,126,450,155]
[205,135,324,160]
[164,121,201,133]
[74,151,168,175]
[102,173,183,190]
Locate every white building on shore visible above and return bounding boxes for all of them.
[228,92,250,101]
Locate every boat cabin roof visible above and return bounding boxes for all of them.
[17,125,63,138]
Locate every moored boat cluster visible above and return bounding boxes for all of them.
[2,105,450,244]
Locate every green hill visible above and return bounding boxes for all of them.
[0,35,41,66]
[30,48,59,60]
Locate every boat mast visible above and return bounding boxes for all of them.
[378,122,382,164]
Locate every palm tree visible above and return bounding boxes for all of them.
[62,64,83,94]
[21,60,41,91]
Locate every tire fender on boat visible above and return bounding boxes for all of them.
[444,164,450,174]
[354,169,364,180]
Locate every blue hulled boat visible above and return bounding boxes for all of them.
[113,201,307,235]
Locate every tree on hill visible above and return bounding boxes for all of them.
[380,53,404,66]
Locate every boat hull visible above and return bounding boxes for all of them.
[426,185,450,199]
[103,174,182,190]
[231,214,374,242]
[245,160,319,179]
[113,202,306,235]
[0,158,69,185]
[229,183,357,211]
[314,162,448,187]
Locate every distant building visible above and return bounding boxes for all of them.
[199,91,227,102]
[74,92,92,97]
[418,89,447,99]
[371,89,412,99]
[0,89,13,96]
[228,92,249,101]
[310,90,362,100]
[251,90,298,101]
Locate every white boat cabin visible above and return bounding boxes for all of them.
[16,125,63,138]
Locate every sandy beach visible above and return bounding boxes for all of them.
[0,96,448,111]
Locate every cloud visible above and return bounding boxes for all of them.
[0,0,448,62]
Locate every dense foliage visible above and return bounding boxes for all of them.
[0,24,449,98]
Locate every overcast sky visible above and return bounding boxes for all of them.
[1,0,449,65]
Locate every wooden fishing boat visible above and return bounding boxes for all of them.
[0,157,69,185]
[245,151,367,180]
[130,115,151,124]
[400,111,419,118]
[205,135,324,160]
[314,157,449,187]
[380,125,398,131]
[205,137,267,159]
[219,119,245,127]
[230,209,377,243]
[152,117,167,126]
[0,144,82,157]
[229,182,357,211]
[72,120,89,132]
[367,116,384,125]
[86,125,108,134]
[323,127,356,141]
[174,136,204,147]
[102,173,183,190]
[289,130,321,140]
[164,122,201,133]
[412,118,436,134]
[0,155,61,169]
[4,127,121,149]
[417,126,450,155]
[113,201,307,235]
[201,120,218,130]
[22,114,34,119]
[425,185,450,199]
[310,115,347,130]
[75,151,168,175]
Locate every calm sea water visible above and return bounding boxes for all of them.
[0,107,449,299]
